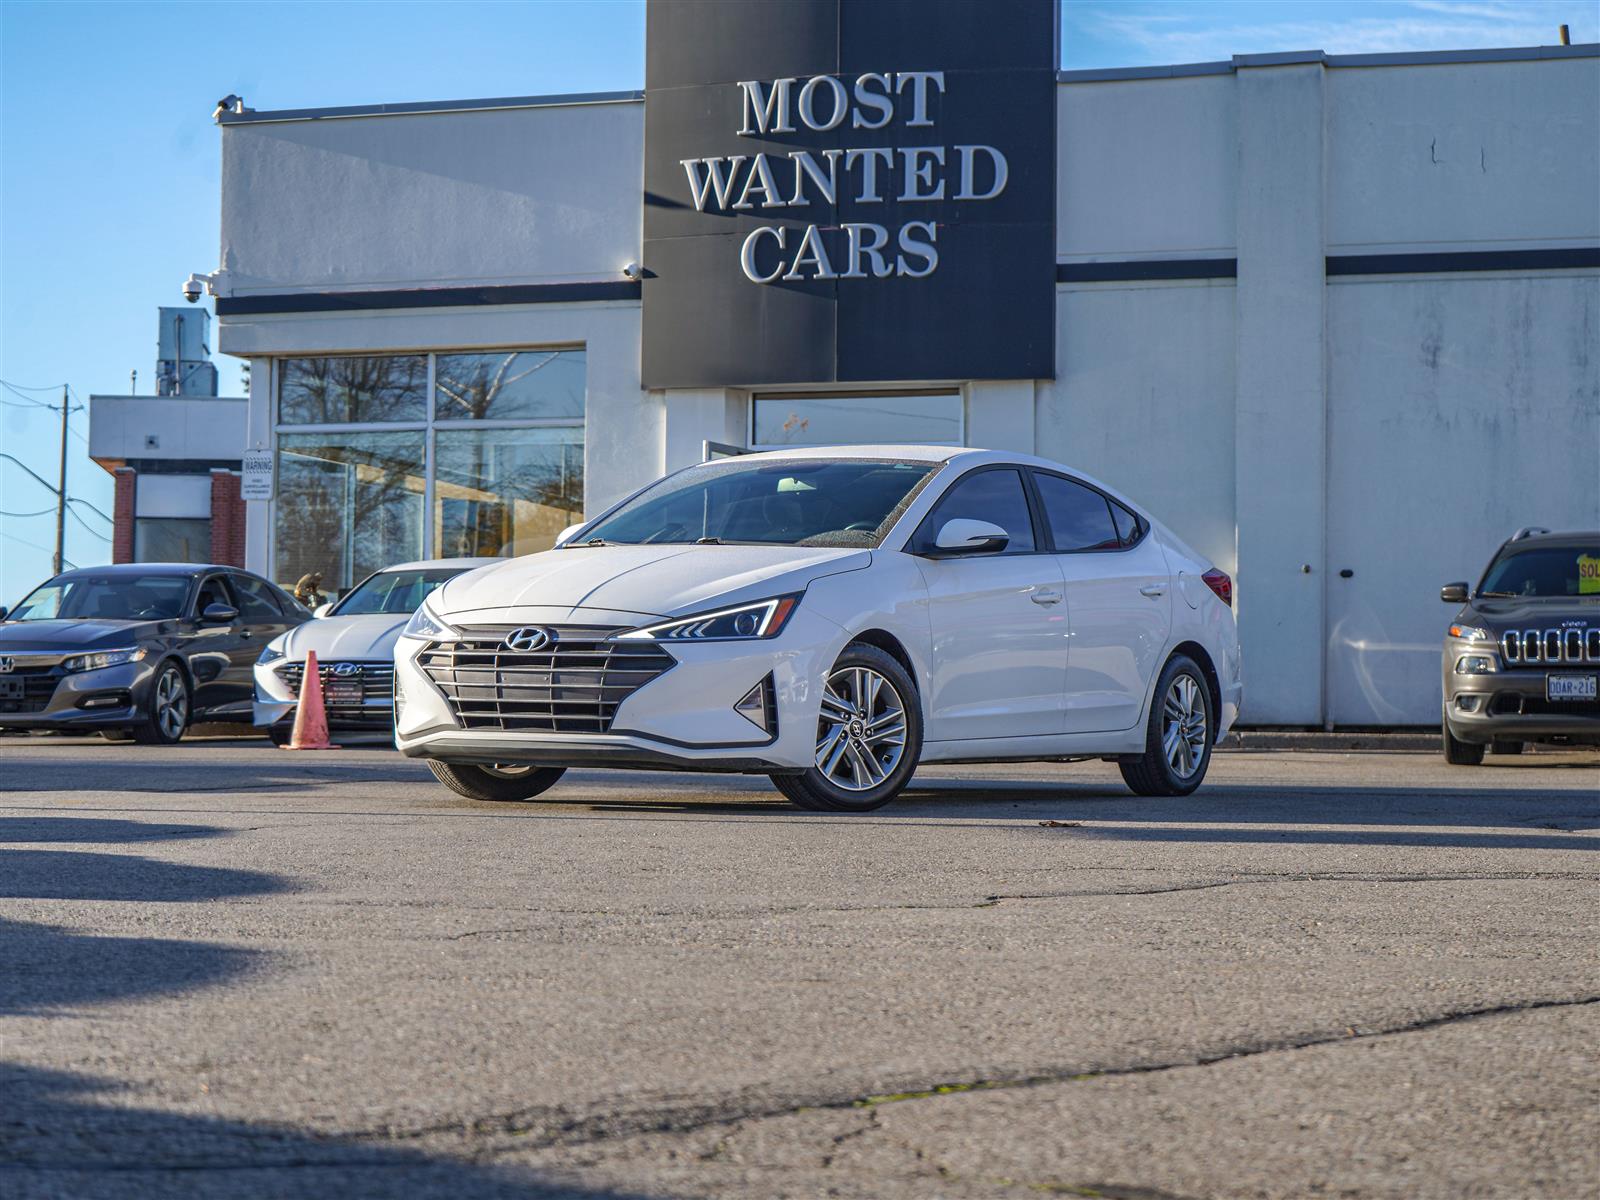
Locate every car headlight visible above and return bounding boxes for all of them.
[257,641,286,665]
[402,600,455,640]
[615,595,801,642]
[63,647,147,673]
[1455,654,1498,674]
[1449,624,1493,642]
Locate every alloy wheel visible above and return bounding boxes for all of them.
[155,669,188,740]
[1162,674,1207,778]
[815,665,907,792]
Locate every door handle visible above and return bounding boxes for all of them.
[240,628,253,638]
[1030,590,1063,606]
[1139,585,1166,598]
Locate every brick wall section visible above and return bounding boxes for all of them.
[210,470,245,567]
[111,467,136,564]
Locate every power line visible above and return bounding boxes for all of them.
[64,505,111,540]
[68,497,114,524]
[0,507,56,518]
[0,377,68,392]
[0,527,76,568]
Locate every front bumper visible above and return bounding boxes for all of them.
[393,607,848,772]
[253,659,395,730]
[1445,667,1600,744]
[0,659,155,730]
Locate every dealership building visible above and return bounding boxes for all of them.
[197,0,1599,726]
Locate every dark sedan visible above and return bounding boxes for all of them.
[0,563,308,743]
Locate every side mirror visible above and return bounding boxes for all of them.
[0,606,8,621]
[554,522,585,547]
[313,603,333,618]
[929,518,1010,557]
[201,602,239,623]
[1440,582,1469,604]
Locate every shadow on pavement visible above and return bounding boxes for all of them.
[0,816,228,843]
[0,824,649,1199]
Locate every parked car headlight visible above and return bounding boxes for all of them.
[63,647,146,673]
[256,641,286,665]
[615,595,801,642]
[1449,624,1493,642]
[402,601,455,640]
[1455,654,1498,674]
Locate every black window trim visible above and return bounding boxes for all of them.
[192,571,238,620]
[1026,468,1149,555]
[907,463,1051,557]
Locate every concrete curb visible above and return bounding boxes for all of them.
[1220,730,1439,752]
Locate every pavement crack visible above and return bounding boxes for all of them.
[338,994,1600,1157]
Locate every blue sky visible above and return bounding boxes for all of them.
[1,0,1592,600]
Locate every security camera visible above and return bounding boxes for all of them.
[622,261,643,282]
[181,272,211,303]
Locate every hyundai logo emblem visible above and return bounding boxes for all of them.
[331,662,360,677]
[0,656,12,674]
[503,627,553,653]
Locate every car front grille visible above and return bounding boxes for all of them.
[278,661,395,707]
[417,625,675,734]
[1491,693,1600,716]
[0,665,60,715]
[1499,628,1600,666]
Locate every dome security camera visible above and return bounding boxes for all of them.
[181,272,212,303]
[622,261,643,282]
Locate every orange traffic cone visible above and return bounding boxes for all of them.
[281,649,340,750]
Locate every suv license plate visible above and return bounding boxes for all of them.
[0,678,23,700]
[1547,674,1598,701]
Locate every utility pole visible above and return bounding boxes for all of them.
[54,384,69,574]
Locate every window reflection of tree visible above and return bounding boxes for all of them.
[276,440,423,591]
[435,436,582,558]
[433,351,581,421]
[279,356,427,424]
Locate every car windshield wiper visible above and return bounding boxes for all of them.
[565,537,619,548]
[1477,591,1520,598]
[694,536,723,544]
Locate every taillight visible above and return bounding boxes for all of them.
[1201,568,1232,607]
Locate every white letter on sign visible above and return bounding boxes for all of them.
[682,157,747,212]
[741,226,787,282]
[797,75,848,132]
[954,145,1009,201]
[737,79,796,135]
[896,221,939,278]
[852,73,893,129]
[894,71,945,127]
[841,223,894,278]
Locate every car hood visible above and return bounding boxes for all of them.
[1459,598,1600,627]
[0,618,170,651]
[433,544,874,621]
[275,614,411,661]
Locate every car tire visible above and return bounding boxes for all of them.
[427,760,566,802]
[769,642,922,812]
[1490,739,1524,756]
[100,729,133,743]
[1120,655,1214,797]
[1442,712,1485,765]
[130,662,190,745]
[267,724,293,747]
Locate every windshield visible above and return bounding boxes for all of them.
[8,574,191,621]
[580,459,938,548]
[330,568,467,616]
[1479,546,1600,599]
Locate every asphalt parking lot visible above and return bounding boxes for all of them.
[1,737,1595,1200]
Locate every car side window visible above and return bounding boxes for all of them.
[1109,500,1145,548]
[917,469,1036,554]
[1033,473,1121,553]
[193,574,235,617]
[230,574,284,621]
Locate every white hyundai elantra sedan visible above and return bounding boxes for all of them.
[394,447,1241,811]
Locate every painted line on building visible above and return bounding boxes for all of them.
[1326,247,1600,275]
[1057,259,1238,282]
[215,281,642,316]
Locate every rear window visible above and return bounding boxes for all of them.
[1480,546,1600,599]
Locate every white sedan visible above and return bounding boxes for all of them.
[254,559,495,743]
[394,447,1241,811]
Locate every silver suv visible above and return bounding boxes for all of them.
[1439,528,1600,763]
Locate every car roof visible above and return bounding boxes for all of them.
[738,445,974,464]
[376,558,500,571]
[1502,532,1599,551]
[50,562,248,580]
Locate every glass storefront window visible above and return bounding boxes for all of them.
[434,350,585,421]
[433,427,584,558]
[752,391,962,447]
[134,517,211,564]
[275,431,426,598]
[279,356,428,424]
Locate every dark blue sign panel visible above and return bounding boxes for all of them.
[642,0,1057,389]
